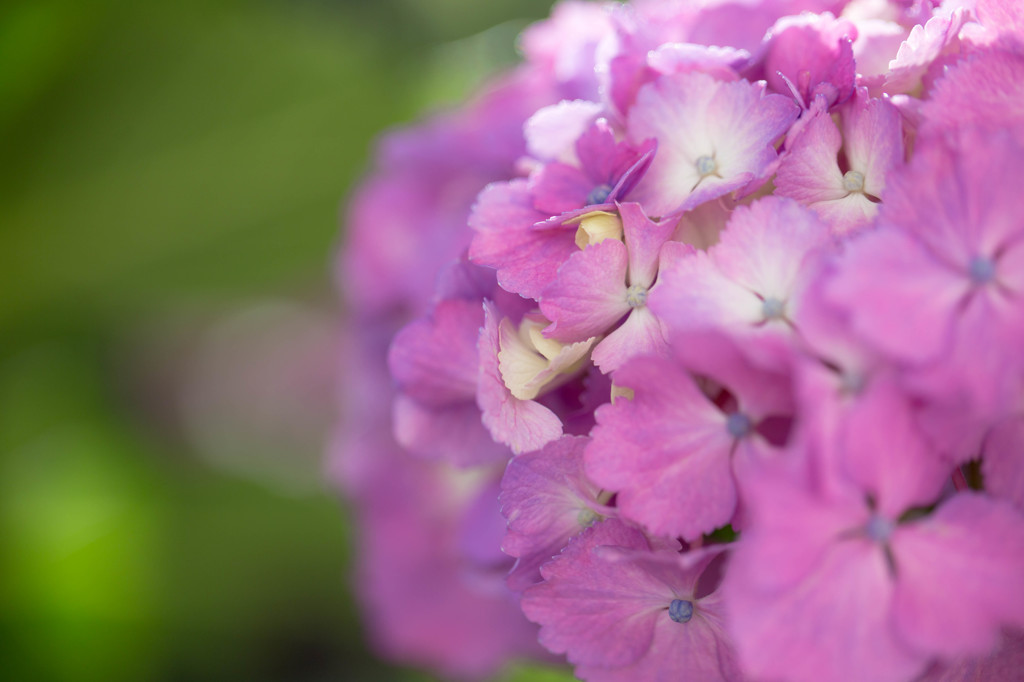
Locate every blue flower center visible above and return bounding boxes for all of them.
[726,412,752,439]
[695,155,717,177]
[969,256,996,284]
[761,296,785,320]
[866,514,894,543]
[586,184,613,206]
[669,599,694,623]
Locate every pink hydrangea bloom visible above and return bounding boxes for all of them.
[521,519,742,681]
[336,2,1024,680]
[500,435,615,590]
[539,202,690,372]
[725,444,1024,682]
[586,330,792,540]
[825,127,1024,457]
[626,72,799,216]
[468,121,654,299]
[775,88,904,234]
[650,196,832,363]
[762,12,858,108]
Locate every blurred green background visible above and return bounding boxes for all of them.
[0,0,572,679]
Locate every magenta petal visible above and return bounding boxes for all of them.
[586,355,737,539]
[478,301,563,454]
[915,627,1024,682]
[521,520,664,667]
[842,89,903,199]
[575,590,743,682]
[500,435,610,590]
[764,13,858,107]
[532,161,598,215]
[541,238,630,342]
[591,306,668,374]
[727,536,923,682]
[577,118,649,191]
[983,415,1024,513]
[524,99,604,162]
[711,197,830,306]
[920,49,1024,132]
[389,299,482,407]
[469,180,578,299]
[626,72,798,216]
[838,374,949,518]
[619,201,679,289]
[651,249,762,332]
[775,104,847,205]
[825,228,967,363]
[884,9,969,95]
[892,494,1024,657]
[392,395,507,467]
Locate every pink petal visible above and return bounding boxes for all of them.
[388,299,482,407]
[836,374,950,518]
[650,249,764,333]
[824,228,968,363]
[591,306,669,374]
[392,395,508,467]
[983,415,1024,513]
[647,42,749,81]
[841,89,903,199]
[764,12,858,107]
[521,520,666,668]
[712,197,831,305]
[525,100,604,162]
[884,9,969,95]
[672,328,796,420]
[575,590,743,682]
[915,627,1024,682]
[586,355,737,539]
[469,180,578,299]
[531,161,598,215]
[626,72,798,216]
[477,301,563,454]
[892,494,1024,657]
[883,128,1024,264]
[730,456,865,594]
[776,103,848,205]
[727,536,924,682]
[500,435,610,591]
[540,238,630,342]
[619,201,680,288]
[920,49,1024,133]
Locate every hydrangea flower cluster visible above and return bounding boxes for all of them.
[333,1,1024,680]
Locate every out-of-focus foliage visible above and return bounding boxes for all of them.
[0,0,568,679]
